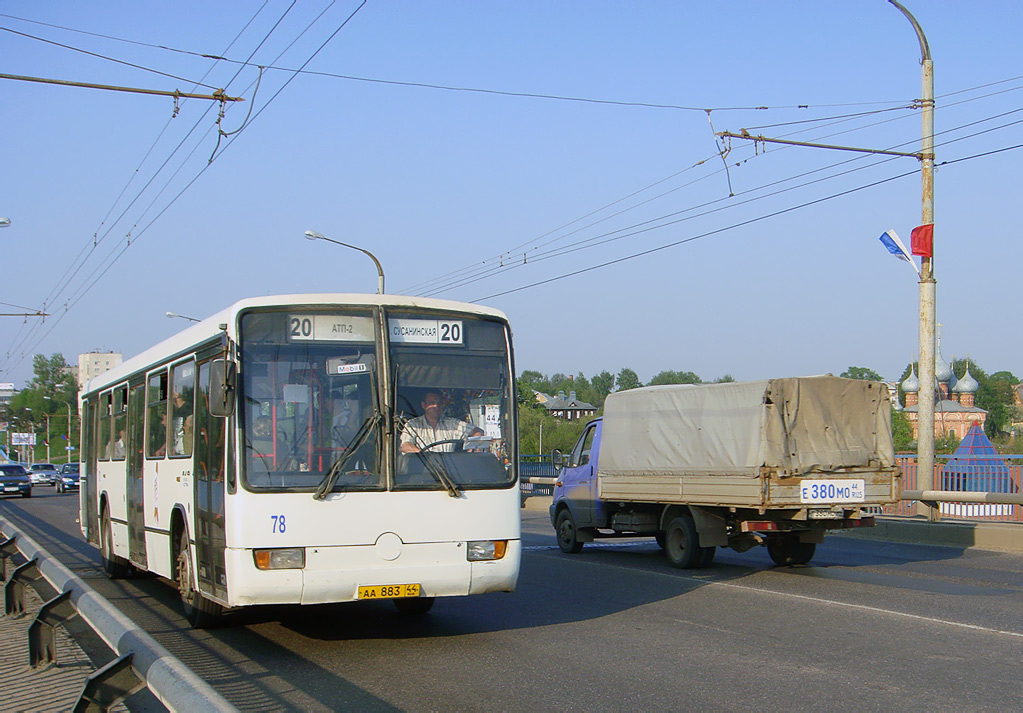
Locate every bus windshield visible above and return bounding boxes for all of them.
[240,309,382,492]
[391,313,514,491]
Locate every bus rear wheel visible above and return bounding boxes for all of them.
[177,530,223,628]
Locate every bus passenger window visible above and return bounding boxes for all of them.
[170,361,195,457]
[147,370,169,458]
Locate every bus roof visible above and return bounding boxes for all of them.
[82,293,509,396]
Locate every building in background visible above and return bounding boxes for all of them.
[78,351,122,388]
[902,341,986,440]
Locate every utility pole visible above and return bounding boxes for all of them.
[889,0,937,522]
[717,1,936,520]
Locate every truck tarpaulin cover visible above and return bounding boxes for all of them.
[599,376,895,478]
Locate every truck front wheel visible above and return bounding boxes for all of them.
[664,516,701,569]
[767,534,816,566]
[556,509,584,554]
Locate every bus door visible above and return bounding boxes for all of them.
[127,382,148,568]
[82,399,99,546]
[194,360,228,600]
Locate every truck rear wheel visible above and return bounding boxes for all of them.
[664,516,701,569]
[556,509,584,554]
[767,534,816,566]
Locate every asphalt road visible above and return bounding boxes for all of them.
[3,490,1022,711]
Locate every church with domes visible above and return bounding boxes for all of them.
[901,339,986,440]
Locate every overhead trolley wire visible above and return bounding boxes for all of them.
[2,2,368,375]
[472,142,1023,304]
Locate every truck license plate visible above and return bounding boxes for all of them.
[358,583,421,600]
[800,479,865,504]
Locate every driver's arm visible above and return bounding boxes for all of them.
[399,423,420,453]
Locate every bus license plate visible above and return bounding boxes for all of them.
[358,583,421,600]
[800,479,865,504]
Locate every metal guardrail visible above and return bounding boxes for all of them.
[0,519,237,712]
[519,455,557,499]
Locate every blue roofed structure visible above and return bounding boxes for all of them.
[940,422,1016,494]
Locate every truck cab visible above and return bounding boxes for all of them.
[550,419,605,552]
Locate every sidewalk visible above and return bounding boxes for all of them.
[0,585,104,713]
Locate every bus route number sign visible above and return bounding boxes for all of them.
[289,315,375,342]
[388,319,463,345]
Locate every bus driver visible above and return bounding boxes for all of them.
[399,390,483,454]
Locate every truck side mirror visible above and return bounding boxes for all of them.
[551,449,564,468]
[209,359,237,417]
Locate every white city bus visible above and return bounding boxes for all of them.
[79,294,520,627]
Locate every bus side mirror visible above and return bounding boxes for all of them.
[209,359,237,417]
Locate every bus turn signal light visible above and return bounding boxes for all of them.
[254,547,306,570]
[467,540,508,561]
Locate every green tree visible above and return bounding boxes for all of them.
[9,353,80,463]
[591,371,615,404]
[647,370,702,386]
[715,374,736,383]
[891,409,914,452]
[616,368,641,392]
[840,366,884,381]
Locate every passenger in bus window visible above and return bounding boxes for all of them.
[331,399,361,450]
[151,412,167,457]
[399,390,483,454]
[112,430,126,460]
[171,390,193,456]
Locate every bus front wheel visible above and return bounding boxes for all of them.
[177,530,223,628]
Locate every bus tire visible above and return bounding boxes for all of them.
[767,534,816,566]
[394,597,435,615]
[101,507,131,579]
[556,509,584,554]
[664,516,700,569]
[177,530,223,628]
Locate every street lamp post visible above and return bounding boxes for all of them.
[889,0,937,521]
[304,230,385,294]
[44,396,74,463]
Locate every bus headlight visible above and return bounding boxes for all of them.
[467,540,508,561]
[254,548,306,570]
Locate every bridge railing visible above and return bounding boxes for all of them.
[0,518,237,712]
[519,455,557,500]
[887,454,1023,521]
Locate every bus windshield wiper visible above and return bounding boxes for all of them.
[395,414,462,497]
[314,411,381,501]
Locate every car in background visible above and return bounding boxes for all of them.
[0,464,32,498]
[56,463,80,494]
[29,463,59,486]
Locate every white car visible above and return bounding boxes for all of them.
[29,463,59,486]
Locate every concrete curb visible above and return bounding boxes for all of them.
[521,496,1023,554]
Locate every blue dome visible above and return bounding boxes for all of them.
[953,364,979,394]
[901,366,919,393]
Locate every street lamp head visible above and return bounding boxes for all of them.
[303,229,386,294]
[166,311,200,323]
[0,217,10,228]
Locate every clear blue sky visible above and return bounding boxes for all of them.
[2,1,1020,388]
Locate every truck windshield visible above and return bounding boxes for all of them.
[390,312,514,491]
[240,309,382,492]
